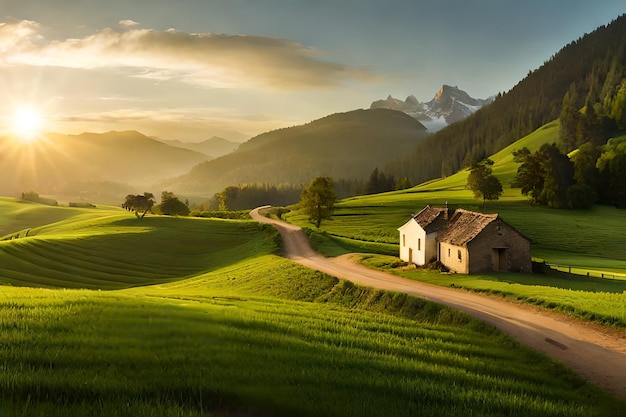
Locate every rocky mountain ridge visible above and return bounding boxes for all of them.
[370,85,493,131]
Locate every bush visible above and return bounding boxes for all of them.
[21,191,58,206]
[69,202,96,208]
[191,210,250,220]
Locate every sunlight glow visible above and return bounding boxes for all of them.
[11,106,44,142]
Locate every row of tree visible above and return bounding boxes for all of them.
[193,168,413,212]
[214,184,303,211]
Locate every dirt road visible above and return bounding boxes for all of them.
[250,207,626,397]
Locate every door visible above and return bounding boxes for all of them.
[492,248,507,271]
[408,248,413,264]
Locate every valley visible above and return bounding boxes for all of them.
[1,198,625,416]
[2,6,626,417]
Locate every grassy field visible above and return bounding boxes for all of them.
[1,207,278,290]
[0,197,94,237]
[1,199,624,416]
[282,121,626,327]
[359,254,626,327]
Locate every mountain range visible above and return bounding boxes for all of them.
[0,131,209,202]
[156,136,239,158]
[370,85,493,131]
[160,108,428,195]
[4,14,625,206]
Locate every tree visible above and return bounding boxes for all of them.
[394,176,412,191]
[466,159,502,209]
[571,142,600,205]
[300,176,337,228]
[597,138,626,208]
[217,186,240,211]
[559,84,581,152]
[160,191,190,216]
[512,144,574,208]
[122,192,155,219]
[365,167,395,194]
[537,144,575,208]
[512,148,544,202]
[480,175,504,206]
[610,78,626,129]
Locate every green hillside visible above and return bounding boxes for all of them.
[1,200,623,416]
[386,14,626,185]
[163,108,428,196]
[0,201,277,290]
[285,118,626,269]
[284,119,562,246]
[283,121,626,326]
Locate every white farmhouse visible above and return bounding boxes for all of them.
[398,205,450,266]
[398,205,532,274]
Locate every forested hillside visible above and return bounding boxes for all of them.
[163,109,428,195]
[386,14,626,184]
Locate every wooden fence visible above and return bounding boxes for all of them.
[544,263,625,280]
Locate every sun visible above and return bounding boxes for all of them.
[11,106,44,142]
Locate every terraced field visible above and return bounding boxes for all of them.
[1,208,278,289]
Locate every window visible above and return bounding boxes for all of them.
[418,238,421,251]
[402,234,406,247]
[458,249,462,261]
[447,248,450,257]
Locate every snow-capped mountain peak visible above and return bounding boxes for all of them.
[370,85,493,132]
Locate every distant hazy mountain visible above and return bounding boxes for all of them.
[162,108,428,196]
[156,136,239,158]
[0,130,209,198]
[370,85,493,131]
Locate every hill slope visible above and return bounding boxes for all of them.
[164,108,428,195]
[1,201,622,416]
[0,131,209,197]
[386,14,626,184]
[157,136,239,158]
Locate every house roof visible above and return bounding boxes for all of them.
[400,205,531,246]
[438,209,499,246]
[412,205,450,233]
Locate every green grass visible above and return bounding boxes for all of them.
[282,120,626,327]
[1,205,279,289]
[2,257,624,416]
[359,254,626,327]
[0,197,102,238]
[1,200,624,415]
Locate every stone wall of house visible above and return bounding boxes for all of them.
[467,222,531,273]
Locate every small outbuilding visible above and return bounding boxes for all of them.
[398,205,531,274]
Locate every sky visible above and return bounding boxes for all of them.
[0,0,625,141]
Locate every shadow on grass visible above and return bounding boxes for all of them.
[484,270,626,294]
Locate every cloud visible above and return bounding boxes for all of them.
[119,19,140,28]
[0,20,373,89]
[0,20,41,57]
[51,106,293,139]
